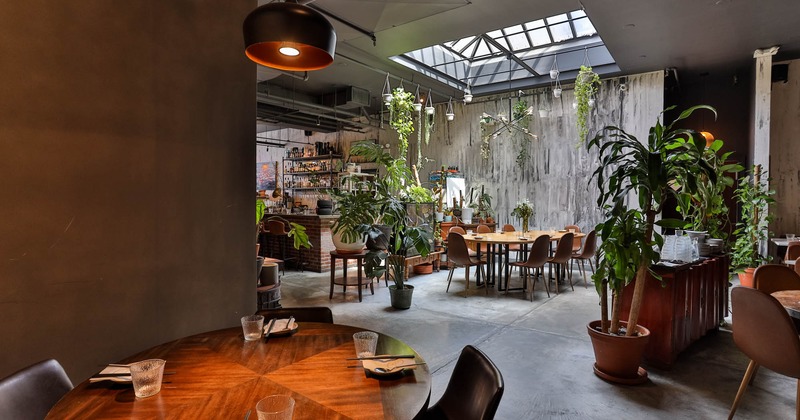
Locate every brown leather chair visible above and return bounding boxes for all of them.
[0,359,73,420]
[570,230,597,288]
[446,232,487,298]
[424,345,504,420]
[476,224,493,234]
[787,242,800,266]
[501,224,522,263]
[795,257,800,277]
[753,264,800,295]
[728,287,800,419]
[565,224,582,252]
[509,234,551,300]
[449,226,466,235]
[256,306,334,323]
[548,233,574,293]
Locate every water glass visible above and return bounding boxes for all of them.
[788,234,797,242]
[353,331,378,358]
[256,395,295,420]
[241,315,265,341]
[130,359,166,398]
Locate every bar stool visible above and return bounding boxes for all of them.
[329,250,372,302]
[267,220,302,273]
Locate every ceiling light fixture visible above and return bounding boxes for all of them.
[243,0,337,71]
[446,97,455,121]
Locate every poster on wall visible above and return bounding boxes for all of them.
[256,162,276,191]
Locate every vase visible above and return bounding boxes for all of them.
[522,218,529,235]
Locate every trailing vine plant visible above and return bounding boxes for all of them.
[388,87,415,159]
[513,99,532,169]
[479,114,494,162]
[575,65,600,145]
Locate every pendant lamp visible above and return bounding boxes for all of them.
[243,1,337,71]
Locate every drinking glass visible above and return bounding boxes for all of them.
[130,359,166,398]
[788,234,796,242]
[353,331,378,358]
[256,395,295,420]
[241,315,265,341]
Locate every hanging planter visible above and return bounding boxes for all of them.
[445,97,455,121]
[574,65,600,145]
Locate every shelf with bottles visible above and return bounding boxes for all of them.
[284,173,338,189]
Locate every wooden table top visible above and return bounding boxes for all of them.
[462,230,585,244]
[772,290,800,319]
[47,323,431,419]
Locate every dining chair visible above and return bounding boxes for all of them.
[786,242,800,266]
[509,234,551,300]
[548,232,574,293]
[0,359,73,420]
[424,345,504,420]
[795,257,800,277]
[446,232,487,298]
[256,306,334,323]
[570,230,597,288]
[753,264,800,295]
[501,224,523,264]
[448,226,477,257]
[728,286,800,420]
[565,224,583,252]
[476,224,493,233]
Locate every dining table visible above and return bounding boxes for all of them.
[463,230,585,292]
[771,290,800,319]
[46,322,431,419]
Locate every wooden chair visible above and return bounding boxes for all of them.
[509,234,551,300]
[570,230,597,288]
[476,224,493,233]
[728,287,800,419]
[547,233,574,293]
[0,359,73,420]
[565,224,582,253]
[501,224,523,263]
[787,242,800,266]
[424,345,504,420]
[795,257,800,277]
[256,306,334,323]
[753,264,800,295]
[446,232,487,298]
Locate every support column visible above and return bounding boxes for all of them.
[752,46,779,173]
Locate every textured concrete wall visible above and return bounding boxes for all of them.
[0,1,255,381]
[770,59,800,235]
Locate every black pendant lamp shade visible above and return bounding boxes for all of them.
[243,1,337,71]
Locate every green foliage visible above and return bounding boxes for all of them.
[575,66,600,145]
[256,199,266,226]
[329,183,378,243]
[513,99,532,169]
[389,87,415,159]
[731,166,775,272]
[674,139,743,244]
[589,105,717,334]
[479,115,494,161]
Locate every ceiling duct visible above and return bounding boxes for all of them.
[321,86,371,109]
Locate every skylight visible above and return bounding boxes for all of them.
[390,9,618,95]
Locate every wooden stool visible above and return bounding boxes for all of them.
[329,250,372,302]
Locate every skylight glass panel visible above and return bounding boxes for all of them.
[549,22,574,43]
[525,19,545,29]
[570,10,586,18]
[493,36,510,50]
[451,36,475,53]
[504,24,524,34]
[545,13,568,24]
[572,18,596,37]
[529,28,551,46]
[487,30,503,38]
[473,39,493,57]
[507,32,530,50]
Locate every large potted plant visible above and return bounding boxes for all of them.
[329,177,375,253]
[731,165,775,287]
[587,105,716,384]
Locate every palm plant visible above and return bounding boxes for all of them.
[589,105,717,336]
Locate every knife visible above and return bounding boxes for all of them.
[263,318,276,342]
[287,316,295,330]
[346,354,416,360]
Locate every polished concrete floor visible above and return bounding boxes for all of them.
[277,263,794,419]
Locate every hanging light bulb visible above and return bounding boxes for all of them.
[413,84,422,112]
[700,131,715,147]
[424,89,435,115]
[446,97,455,121]
[382,73,393,106]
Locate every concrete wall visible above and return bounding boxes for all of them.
[0,1,255,381]
[770,59,800,235]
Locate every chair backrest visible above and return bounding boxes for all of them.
[731,287,800,378]
[476,224,492,233]
[565,224,582,250]
[786,242,800,261]
[268,220,288,235]
[524,234,551,267]
[256,306,333,323]
[447,232,473,266]
[449,226,466,235]
[427,345,504,420]
[577,230,597,258]
[502,224,515,232]
[550,233,574,263]
[795,257,800,276]
[0,359,73,420]
[753,264,800,295]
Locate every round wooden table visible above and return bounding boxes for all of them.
[47,323,431,419]
[771,290,800,319]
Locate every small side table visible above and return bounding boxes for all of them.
[330,250,372,302]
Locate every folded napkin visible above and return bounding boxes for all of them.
[264,318,296,333]
[89,366,132,383]
[361,358,419,374]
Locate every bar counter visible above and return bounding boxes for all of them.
[261,213,339,272]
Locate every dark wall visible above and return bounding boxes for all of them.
[0,1,255,381]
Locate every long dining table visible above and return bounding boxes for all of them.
[46,322,431,419]
[463,230,585,293]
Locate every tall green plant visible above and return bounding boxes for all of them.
[589,105,716,336]
[731,166,775,272]
[575,65,600,145]
[389,87,415,159]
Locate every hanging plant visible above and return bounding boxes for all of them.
[388,87,415,159]
[574,65,600,145]
[424,110,435,147]
[513,99,532,170]
[479,115,494,161]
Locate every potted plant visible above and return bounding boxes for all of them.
[575,65,600,145]
[731,165,775,287]
[587,105,716,384]
[256,198,311,278]
[328,179,374,253]
[511,198,533,235]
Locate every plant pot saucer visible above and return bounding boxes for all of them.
[592,363,648,385]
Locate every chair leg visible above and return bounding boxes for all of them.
[565,262,574,291]
[482,265,488,295]
[578,259,588,288]
[748,365,760,386]
[539,265,550,298]
[728,360,758,420]
[588,258,595,276]
[446,268,455,292]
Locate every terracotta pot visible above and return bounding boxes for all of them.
[413,263,433,275]
[587,320,650,385]
[738,267,756,288]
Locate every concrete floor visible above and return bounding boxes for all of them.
[277,263,795,419]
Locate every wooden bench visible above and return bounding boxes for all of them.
[399,250,443,280]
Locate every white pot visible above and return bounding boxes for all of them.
[553,88,562,98]
[550,69,559,79]
[331,230,366,254]
[460,207,474,223]
[435,212,444,222]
